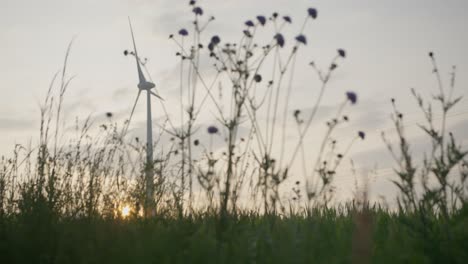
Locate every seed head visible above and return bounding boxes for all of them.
[254,74,262,83]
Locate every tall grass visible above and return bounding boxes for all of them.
[0,1,466,263]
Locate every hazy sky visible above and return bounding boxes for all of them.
[1,0,468,202]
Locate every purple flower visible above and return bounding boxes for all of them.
[256,15,266,26]
[178,29,188,36]
[193,6,203,16]
[295,34,307,45]
[245,20,254,27]
[207,126,219,134]
[346,91,357,104]
[208,42,214,51]
[211,35,221,45]
[274,33,285,48]
[308,8,318,19]
[358,131,365,140]
[338,49,346,58]
[283,16,292,23]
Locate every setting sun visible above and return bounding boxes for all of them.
[121,205,131,218]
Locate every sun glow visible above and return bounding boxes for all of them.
[121,205,131,218]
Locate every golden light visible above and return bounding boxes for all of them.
[121,205,131,218]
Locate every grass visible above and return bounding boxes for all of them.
[1,206,467,263]
[1,1,467,263]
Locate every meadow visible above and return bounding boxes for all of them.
[1,1,467,263]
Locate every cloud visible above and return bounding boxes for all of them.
[0,118,36,131]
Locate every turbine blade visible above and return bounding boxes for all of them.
[122,90,142,137]
[128,17,147,85]
[150,91,164,101]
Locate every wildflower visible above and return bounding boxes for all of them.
[308,8,318,19]
[256,15,266,25]
[245,20,254,27]
[358,131,365,140]
[243,30,252,38]
[283,16,292,23]
[208,43,214,51]
[189,0,196,5]
[274,33,285,47]
[210,35,221,45]
[193,6,203,16]
[123,50,129,56]
[207,126,219,134]
[338,49,346,58]
[346,91,357,104]
[295,34,307,45]
[254,74,262,82]
[178,29,188,36]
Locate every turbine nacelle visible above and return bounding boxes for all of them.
[138,81,155,90]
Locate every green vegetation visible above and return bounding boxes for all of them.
[1,206,467,263]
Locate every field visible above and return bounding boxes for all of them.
[1,1,467,263]
[1,207,467,263]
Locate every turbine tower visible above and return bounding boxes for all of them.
[124,18,162,217]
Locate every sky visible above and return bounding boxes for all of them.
[1,0,468,203]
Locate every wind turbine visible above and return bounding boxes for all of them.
[123,18,163,217]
